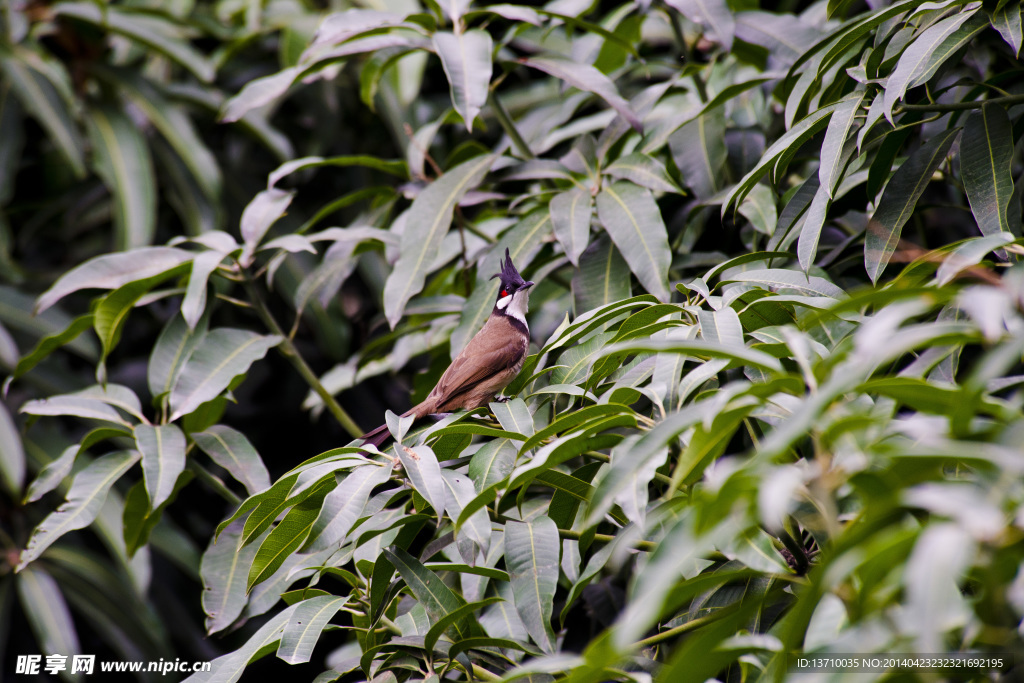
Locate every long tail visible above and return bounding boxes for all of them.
[357,422,393,448]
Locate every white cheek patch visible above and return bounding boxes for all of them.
[506,290,530,325]
[496,294,512,309]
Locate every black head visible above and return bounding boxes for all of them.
[489,248,534,301]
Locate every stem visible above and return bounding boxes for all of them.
[634,604,740,648]
[668,10,708,103]
[557,527,658,552]
[188,460,241,506]
[242,271,363,438]
[489,92,534,159]
[897,93,1024,112]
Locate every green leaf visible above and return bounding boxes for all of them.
[550,188,592,266]
[268,155,408,187]
[490,398,534,437]
[86,102,157,249]
[724,99,846,211]
[201,519,264,634]
[0,402,25,496]
[520,57,641,132]
[238,188,295,267]
[668,114,725,201]
[220,66,301,124]
[819,92,863,198]
[17,567,80,661]
[597,338,784,373]
[505,517,559,653]
[55,3,215,82]
[169,329,283,422]
[425,596,502,653]
[21,393,132,427]
[192,425,271,496]
[278,596,346,664]
[573,234,632,315]
[698,307,744,347]
[960,104,1014,240]
[94,269,183,367]
[664,0,735,50]
[434,30,493,132]
[882,9,981,122]
[935,234,1015,285]
[185,602,301,682]
[796,183,832,272]
[122,469,192,556]
[10,313,94,382]
[248,480,334,590]
[723,267,846,298]
[441,469,491,557]
[135,424,186,510]
[738,184,779,237]
[17,450,139,570]
[0,50,86,178]
[596,181,671,301]
[468,438,517,491]
[302,463,392,553]
[603,153,681,194]
[35,247,193,314]
[721,527,792,573]
[384,154,496,329]
[106,66,222,198]
[993,1,1023,57]
[182,251,224,330]
[397,445,446,522]
[383,547,468,636]
[866,128,959,283]
[24,444,78,504]
[148,313,207,404]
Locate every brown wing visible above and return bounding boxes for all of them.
[425,317,526,411]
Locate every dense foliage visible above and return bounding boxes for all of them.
[2,0,1024,681]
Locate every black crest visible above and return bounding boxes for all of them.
[489,248,526,287]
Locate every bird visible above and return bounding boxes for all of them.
[358,248,534,448]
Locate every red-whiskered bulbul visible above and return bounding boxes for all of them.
[358,248,534,447]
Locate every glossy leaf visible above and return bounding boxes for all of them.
[35,247,194,314]
[192,425,271,496]
[434,30,493,132]
[302,463,391,553]
[135,424,186,510]
[664,0,735,50]
[866,128,959,283]
[505,517,559,652]
[520,57,641,132]
[169,329,282,422]
[595,181,671,301]
[18,450,139,570]
[384,154,495,329]
[960,104,1014,240]
[550,188,592,266]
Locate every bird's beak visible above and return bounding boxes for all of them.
[523,281,535,289]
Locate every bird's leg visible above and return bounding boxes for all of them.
[426,412,453,421]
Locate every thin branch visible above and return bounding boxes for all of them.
[241,271,364,438]
[897,93,1024,112]
[489,92,534,160]
[635,604,740,648]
